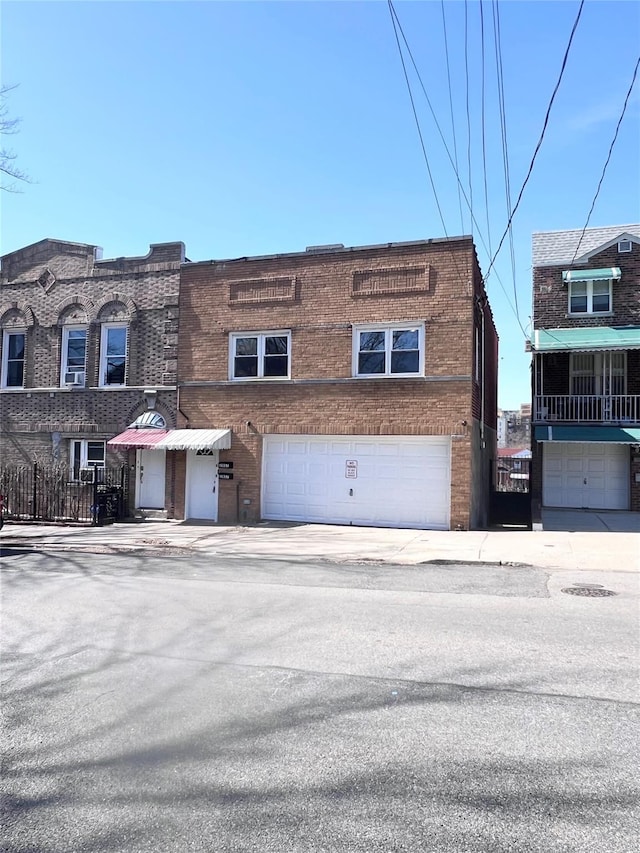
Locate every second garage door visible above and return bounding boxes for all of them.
[262,435,451,530]
[543,442,629,510]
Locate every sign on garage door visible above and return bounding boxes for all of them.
[262,435,451,530]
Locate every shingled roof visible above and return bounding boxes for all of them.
[532,224,640,267]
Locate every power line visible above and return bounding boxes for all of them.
[570,54,640,264]
[386,0,449,239]
[485,0,585,280]
[492,0,520,323]
[440,0,464,233]
[387,0,528,336]
[387,1,485,309]
[464,0,474,235]
[478,0,493,264]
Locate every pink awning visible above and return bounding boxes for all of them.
[107,428,169,449]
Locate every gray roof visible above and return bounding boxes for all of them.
[532,224,640,267]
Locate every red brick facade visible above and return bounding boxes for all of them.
[174,237,498,529]
[531,230,640,520]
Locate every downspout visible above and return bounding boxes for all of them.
[176,383,190,428]
[477,295,487,448]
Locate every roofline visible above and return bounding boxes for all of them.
[533,233,640,267]
[531,224,640,237]
[0,237,101,260]
[95,241,185,265]
[182,234,474,268]
[1,238,185,264]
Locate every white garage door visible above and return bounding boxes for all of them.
[543,442,629,510]
[262,435,451,530]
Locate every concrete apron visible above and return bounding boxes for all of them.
[541,508,640,533]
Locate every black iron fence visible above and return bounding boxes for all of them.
[495,458,531,494]
[0,464,130,525]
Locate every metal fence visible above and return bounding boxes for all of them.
[495,458,531,494]
[0,464,130,525]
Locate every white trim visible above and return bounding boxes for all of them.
[70,438,106,481]
[99,322,128,387]
[1,328,26,389]
[229,330,291,381]
[352,322,425,378]
[568,279,612,315]
[60,325,88,387]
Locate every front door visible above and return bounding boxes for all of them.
[136,449,166,509]
[186,450,219,520]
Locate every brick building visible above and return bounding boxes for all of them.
[0,238,184,512]
[530,225,640,522]
[164,236,497,530]
[497,404,532,449]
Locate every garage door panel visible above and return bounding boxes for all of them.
[262,435,451,530]
[543,442,628,510]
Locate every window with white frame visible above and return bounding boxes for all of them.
[70,439,106,481]
[568,279,612,314]
[230,332,290,379]
[353,324,424,377]
[1,330,26,388]
[61,326,88,386]
[100,324,128,386]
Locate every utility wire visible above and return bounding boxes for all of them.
[570,54,640,264]
[387,1,449,239]
[485,0,585,280]
[388,0,526,335]
[464,0,474,236]
[479,0,493,264]
[492,0,520,324]
[387,1,478,302]
[440,0,465,233]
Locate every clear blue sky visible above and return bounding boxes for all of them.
[2,0,639,408]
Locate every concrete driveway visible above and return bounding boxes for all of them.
[542,508,640,533]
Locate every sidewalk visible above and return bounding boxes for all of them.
[2,518,638,573]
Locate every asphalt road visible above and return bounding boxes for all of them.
[2,549,639,853]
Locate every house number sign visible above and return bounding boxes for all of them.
[345,460,358,479]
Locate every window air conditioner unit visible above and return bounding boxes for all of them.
[64,370,86,386]
[79,468,95,483]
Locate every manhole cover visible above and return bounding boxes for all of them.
[561,587,618,597]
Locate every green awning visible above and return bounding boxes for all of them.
[533,326,640,352]
[562,267,621,282]
[535,426,640,443]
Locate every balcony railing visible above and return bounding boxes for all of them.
[534,395,640,423]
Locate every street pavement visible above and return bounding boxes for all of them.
[1,508,639,573]
[2,550,639,853]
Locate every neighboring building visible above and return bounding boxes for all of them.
[0,238,185,513]
[497,404,531,449]
[165,236,497,530]
[496,446,531,492]
[529,224,640,522]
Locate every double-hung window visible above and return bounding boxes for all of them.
[70,439,106,481]
[100,324,128,386]
[61,326,88,386]
[354,324,424,377]
[569,279,611,315]
[1,330,26,388]
[230,332,290,379]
